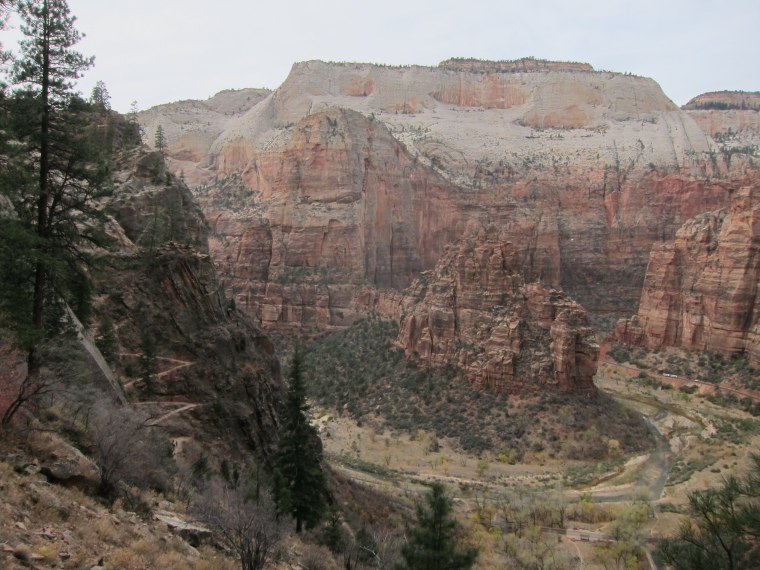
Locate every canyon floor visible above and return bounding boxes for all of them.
[314,345,760,569]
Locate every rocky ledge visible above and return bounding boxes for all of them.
[438,57,594,74]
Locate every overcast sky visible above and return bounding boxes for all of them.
[5,0,759,113]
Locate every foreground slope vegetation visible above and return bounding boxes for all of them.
[303,316,653,460]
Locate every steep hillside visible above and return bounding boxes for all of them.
[93,151,286,463]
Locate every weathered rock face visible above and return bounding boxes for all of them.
[393,231,598,394]
[614,179,760,366]
[683,91,760,111]
[97,158,286,464]
[207,107,470,329]
[684,91,760,153]
[109,152,210,252]
[259,59,680,132]
[206,113,739,333]
[439,57,594,74]
[137,88,271,187]
[141,59,756,338]
[687,107,760,141]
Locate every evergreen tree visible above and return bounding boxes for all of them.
[658,454,760,570]
[138,330,158,393]
[128,100,143,142]
[129,100,139,121]
[94,315,118,364]
[154,124,166,157]
[90,79,111,109]
[396,483,478,570]
[0,0,110,365]
[273,346,328,532]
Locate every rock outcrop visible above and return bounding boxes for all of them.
[683,91,760,112]
[96,156,286,464]
[614,179,760,366]
[439,57,594,74]
[393,231,598,394]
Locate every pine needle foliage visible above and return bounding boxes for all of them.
[396,482,478,570]
[273,346,328,532]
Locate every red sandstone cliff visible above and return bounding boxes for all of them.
[140,60,755,336]
[614,179,760,365]
[206,107,463,328]
[393,231,598,394]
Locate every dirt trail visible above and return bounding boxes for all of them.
[120,355,195,389]
[147,404,200,426]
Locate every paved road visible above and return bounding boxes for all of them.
[606,360,760,403]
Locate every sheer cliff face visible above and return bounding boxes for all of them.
[393,232,598,394]
[206,107,468,329]
[141,60,754,335]
[615,180,760,365]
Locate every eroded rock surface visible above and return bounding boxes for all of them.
[614,179,760,365]
[139,60,755,337]
[95,157,286,464]
[392,231,598,394]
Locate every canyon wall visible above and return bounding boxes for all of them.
[139,60,754,337]
[614,179,760,366]
[391,231,598,394]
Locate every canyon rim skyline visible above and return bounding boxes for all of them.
[3,0,756,112]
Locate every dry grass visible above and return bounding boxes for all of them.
[0,430,244,570]
[317,411,566,487]
[104,548,149,569]
[32,540,58,561]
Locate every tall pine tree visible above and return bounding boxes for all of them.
[396,483,478,570]
[273,346,328,533]
[0,0,110,358]
[154,124,166,158]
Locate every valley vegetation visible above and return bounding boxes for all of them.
[302,316,653,461]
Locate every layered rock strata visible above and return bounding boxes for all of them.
[614,180,760,366]
[140,59,750,332]
[683,91,760,112]
[208,107,464,329]
[439,57,594,74]
[393,231,598,394]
